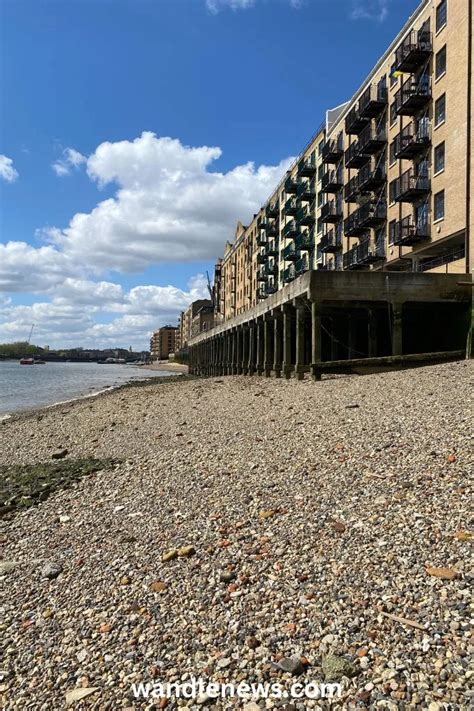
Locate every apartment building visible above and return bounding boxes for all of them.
[178,299,214,349]
[214,0,472,323]
[150,325,177,361]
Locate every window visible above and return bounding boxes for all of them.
[389,220,397,245]
[435,94,446,126]
[434,190,445,221]
[390,63,398,87]
[434,142,445,174]
[435,46,446,79]
[389,141,396,166]
[389,180,398,204]
[436,0,447,32]
[390,102,397,125]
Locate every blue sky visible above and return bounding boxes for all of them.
[0,0,420,349]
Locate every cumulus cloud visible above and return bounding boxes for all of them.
[206,0,304,12]
[350,0,389,22]
[0,275,209,349]
[0,155,19,183]
[52,147,87,176]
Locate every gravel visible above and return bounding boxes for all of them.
[0,361,472,709]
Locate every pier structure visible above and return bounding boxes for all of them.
[187,271,472,379]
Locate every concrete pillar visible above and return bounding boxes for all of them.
[295,300,306,381]
[392,302,403,356]
[311,300,322,381]
[282,304,293,379]
[248,321,255,375]
[263,317,272,377]
[242,325,249,375]
[236,328,242,374]
[256,319,264,375]
[368,309,377,358]
[330,317,338,360]
[348,317,357,360]
[273,311,282,378]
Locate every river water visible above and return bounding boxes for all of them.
[0,361,172,417]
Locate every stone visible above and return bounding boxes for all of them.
[162,549,178,562]
[276,656,305,675]
[59,515,71,523]
[52,449,68,459]
[76,649,88,663]
[150,581,168,592]
[65,688,99,705]
[322,654,357,681]
[0,561,19,575]
[120,576,132,585]
[177,545,196,557]
[220,570,236,583]
[217,657,232,668]
[41,562,63,580]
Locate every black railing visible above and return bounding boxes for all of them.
[358,82,388,118]
[322,136,344,164]
[392,120,431,159]
[295,254,309,276]
[297,157,316,177]
[296,202,315,225]
[345,105,368,135]
[321,169,344,193]
[344,201,387,236]
[265,201,279,218]
[358,163,386,192]
[297,179,316,200]
[392,216,430,246]
[394,30,432,73]
[265,220,279,237]
[265,239,278,257]
[282,264,296,283]
[321,200,343,223]
[344,175,360,203]
[357,122,387,154]
[320,228,342,253]
[283,241,298,261]
[284,175,298,194]
[394,76,431,116]
[283,220,298,238]
[295,229,314,251]
[393,168,430,202]
[419,248,465,272]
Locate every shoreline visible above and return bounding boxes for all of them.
[0,370,188,423]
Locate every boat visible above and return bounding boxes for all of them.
[20,357,35,365]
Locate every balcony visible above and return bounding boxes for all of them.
[256,232,267,246]
[265,201,279,218]
[295,254,309,276]
[284,197,298,216]
[264,261,278,277]
[345,140,368,169]
[282,219,298,238]
[357,123,387,155]
[283,241,298,261]
[357,236,386,265]
[344,201,387,236]
[321,200,343,224]
[320,228,342,253]
[322,137,344,164]
[358,163,386,193]
[282,264,296,284]
[285,174,298,194]
[392,120,431,159]
[392,215,430,246]
[265,239,278,257]
[394,30,432,73]
[297,179,316,201]
[257,266,267,281]
[256,251,267,264]
[394,76,431,116]
[358,82,388,119]
[297,157,316,177]
[265,282,278,295]
[265,220,279,237]
[345,105,369,135]
[344,175,360,203]
[295,229,314,251]
[321,169,344,194]
[393,169,430,203]
[296,202,315,226]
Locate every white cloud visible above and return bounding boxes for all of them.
[0,275,209,349]
[350,0,389,22]
[0,155,19,183]
[52,147,87,177]
[205,0,304,12]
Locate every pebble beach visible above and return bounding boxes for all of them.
[1,361,472,710]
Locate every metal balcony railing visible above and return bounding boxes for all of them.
[394,76,431,117]
[295,254,309,276]
[344,174,360,203]
[392,215,430,246]
[297,179,316,201]
[284,174,298,194]
[265,201,279,218]
[296,202,315,226]
[393,168,430,203]
[282,220,298,238]
[357,123,387,155]
[297,157,316,177]
[344,201,387,236]
[394,29,432,73]
[283,241,298,261]
[357,163,386,192]
[345,105,368,135]
[295,229,314,251]
[392,119,431,159]
[320,228,342,253]
[358,81,388,119]
[321,200,343,223]
[265,239,278,257]
[321,169,344,193]
[282,264,296,283]
[322,136,344,164]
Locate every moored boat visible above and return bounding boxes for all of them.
[20,357,35,365]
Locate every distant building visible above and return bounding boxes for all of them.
[178,299,213,349]
[150,325,177,361]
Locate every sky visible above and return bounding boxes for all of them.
[0,0,420,350]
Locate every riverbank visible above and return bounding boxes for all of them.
[1,361,472,710]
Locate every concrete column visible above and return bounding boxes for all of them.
[294,300,306,381]
[236,328,242,374]
[368,309,377,358]
[348,318,357,360]
[330,317,338,360]
[256,319,264,375]
[248,321,255,375]
[273,311,282,378]
[392,302,403,356]
[242,325,249,374]
[311,300,322,381]
[263,317,272,377]
[282,304,293,379]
